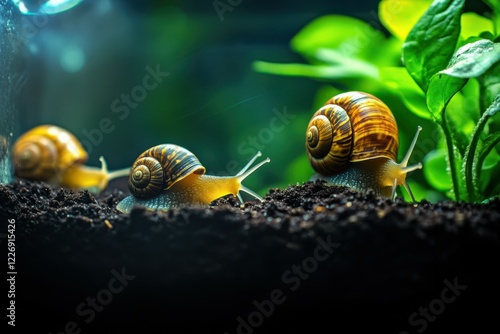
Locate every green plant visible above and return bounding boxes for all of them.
[253,0,500,202]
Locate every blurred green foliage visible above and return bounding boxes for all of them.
[253,0,500,202]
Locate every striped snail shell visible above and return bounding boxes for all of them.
[128,144,206,199]
[306,91,399,176]
[117,144,270,213]
[305,91,423,201]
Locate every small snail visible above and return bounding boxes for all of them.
[116,144,270,213]
[306,91,422,200]
[12,125,130,193]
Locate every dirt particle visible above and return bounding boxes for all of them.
[348,215,358,223]
[314,205,327,212]
[376,208,388,219]
[104,219,113,229]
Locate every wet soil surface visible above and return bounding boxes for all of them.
[1,178,499,333]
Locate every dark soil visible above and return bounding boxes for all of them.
[1,178,499,334]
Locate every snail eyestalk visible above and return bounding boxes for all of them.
[391,126,423,201]
[401,126,422,168]
[236,151,262,176]
[235,152,270,202]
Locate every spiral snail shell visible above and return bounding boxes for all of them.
[13,125,87,181]
[116,144,270,213]
[306,91,422,200]
[12,125,129,192]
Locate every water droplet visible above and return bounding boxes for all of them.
[28,43,38,54]
[60,44,85,73]
[11,0,84,15]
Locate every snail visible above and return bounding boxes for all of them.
[12,125,130,193]
[306,91,422,201]
[116,144,270,213]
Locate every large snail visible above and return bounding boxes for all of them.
[12,125,130,193]
[306,91,422,200]
[116,144,270,213]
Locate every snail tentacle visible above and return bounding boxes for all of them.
[235,153,270,203]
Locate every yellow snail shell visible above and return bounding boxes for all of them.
[12,125,129,193]
[306,91,422,200]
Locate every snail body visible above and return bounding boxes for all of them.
[306,91,422,200]
[116,144,270,213]
[12,125,129,193]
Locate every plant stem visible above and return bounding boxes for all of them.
[479,82,487,117]
[465,94,500,201]
[440,114,460,201]
[463,119,486,203]
[483,0,500,36]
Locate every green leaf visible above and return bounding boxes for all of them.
[460,12,495,40]
[426,74,467,121]
[424,40,498,121]
[423,149,452,190]
[252,61,378,80]
[426,40,499,125]
[315,49,379,79]
[439,40,500,78]
[402,0,465,91]
[379,0,432,41]
[379,66,431,120]
[478,62,500,110]
[291,15,386,61]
